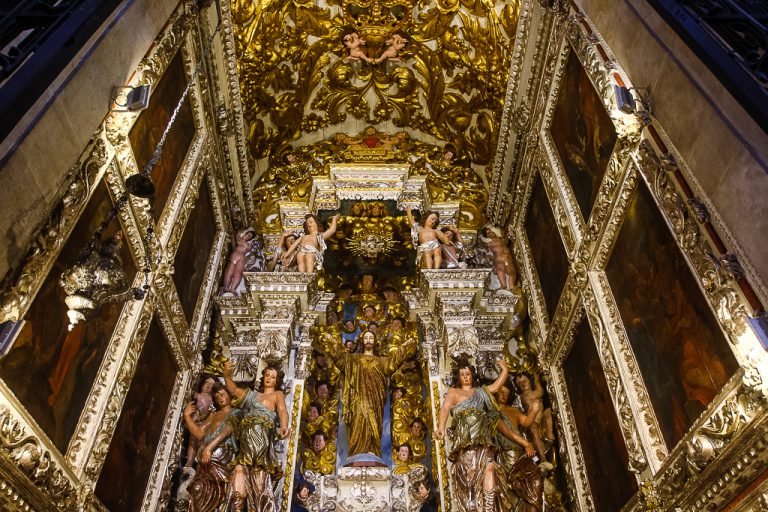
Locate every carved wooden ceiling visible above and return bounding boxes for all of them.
[231,0,521,169]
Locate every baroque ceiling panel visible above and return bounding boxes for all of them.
[231,0,521,166]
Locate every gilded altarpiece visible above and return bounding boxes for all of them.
[0,1,233,510]
[507,4,768,511]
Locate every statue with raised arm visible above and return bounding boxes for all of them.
[342,30,373,63]
[284,214,339,273]
[374,32,408,64]
[223,361,290,512]
[185,384,241,512]
[406,207,452,269]
[435,356,508,512]
[320,330,417,457]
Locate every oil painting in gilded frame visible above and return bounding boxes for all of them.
[524,172,570,321]
[605,178,739,450]
[173,177,218,321]
[95,317,178,511]
[129,50,196,222]
[550,50,617,223]
[0,180,136,453]
[563,315,638,512]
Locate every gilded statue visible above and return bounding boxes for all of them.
[223,362,290,512]
[184,384,240,512]
[426,145,487,205]
[392,443,427,477]
[435,357,509,512]
[320,331,417,457]
[406,207,452,269]
[284,214,339,273]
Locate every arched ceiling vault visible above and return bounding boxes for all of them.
[232,0,521,173]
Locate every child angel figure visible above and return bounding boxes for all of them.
[374,32,408,64]
[342,31,373,63]
[406,206,452,269]
[516,372,555,466]
[284,213,339,273]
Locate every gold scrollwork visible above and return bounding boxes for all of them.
[232,0,521,167]
[0,405,78,510]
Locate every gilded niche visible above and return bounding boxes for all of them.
[231,0,521,166]
[251,128,489,232]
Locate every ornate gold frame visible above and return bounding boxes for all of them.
[505,5,768,511]
[0,1,234,509]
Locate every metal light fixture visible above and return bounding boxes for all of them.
[59,196,146,331]
[60,22,224,329]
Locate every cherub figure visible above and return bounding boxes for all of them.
[406,206,452,269]
[342,31,372,63]
[440,226,466,269]
[374,32,408,64]
[487,226,518,292]
[268,230,298,272]
[222,228,256,294]
[515,372,555,464]
[183,375,217,467]
[284,213,339,273]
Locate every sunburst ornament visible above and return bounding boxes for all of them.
[347,224,398,261]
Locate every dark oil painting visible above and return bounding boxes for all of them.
[550,51,617,223]
[174,178,217,322]
[129,50,195,222]
[605,179,738,450]
[564,315,638,512]
[524,173,570,322]
[95,318,177,511]
[0,181,136,453]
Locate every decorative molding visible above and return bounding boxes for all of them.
[0,403,78,511]
[0,133,111,323]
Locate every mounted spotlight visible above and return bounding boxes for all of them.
[614,85,636,114]
[112,85,151,112]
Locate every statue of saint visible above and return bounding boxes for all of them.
[223,361,290,512]
[435,357,509,512]
[321,331,417,457]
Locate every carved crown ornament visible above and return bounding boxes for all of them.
[231,0,521,169]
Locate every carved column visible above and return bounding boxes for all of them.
[217,271,318,511]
